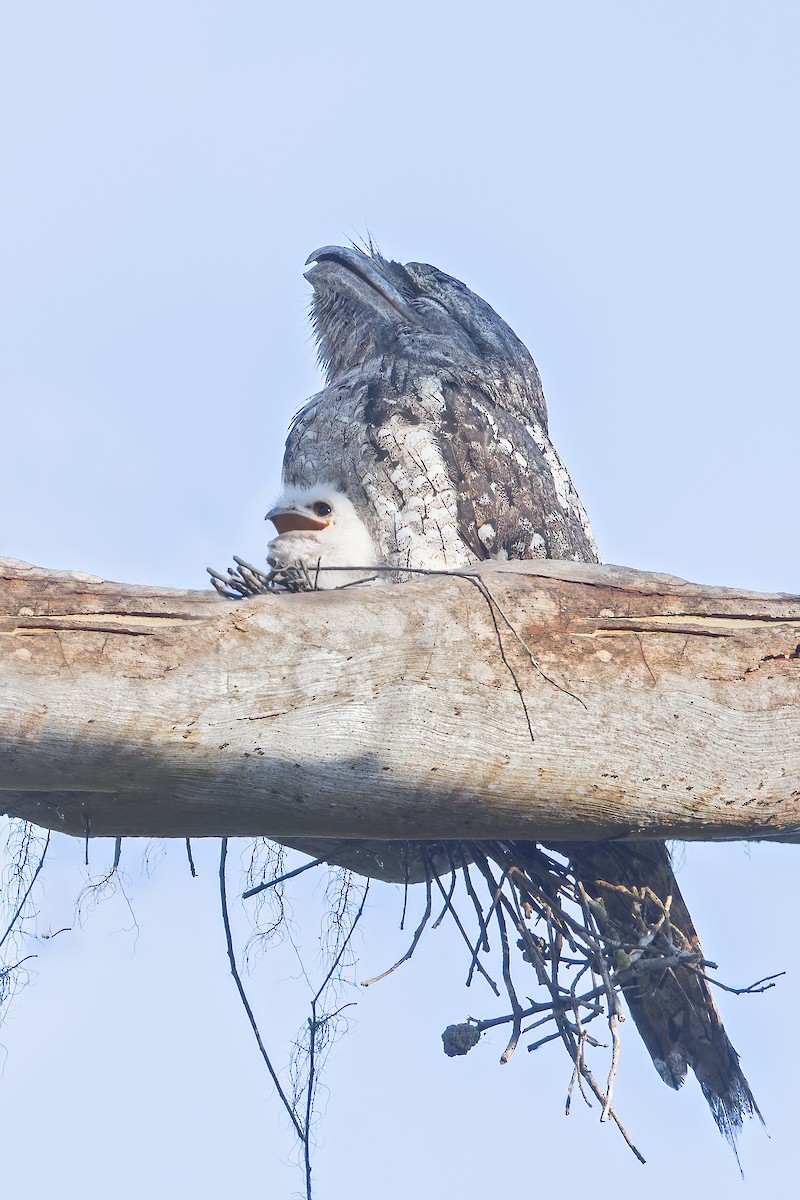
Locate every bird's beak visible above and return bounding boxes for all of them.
[265,506,329,534]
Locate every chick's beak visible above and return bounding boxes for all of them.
[265,506,329,534]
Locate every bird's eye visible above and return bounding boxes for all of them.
[312,501,332,517]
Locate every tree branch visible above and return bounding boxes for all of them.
[2,556,799,878]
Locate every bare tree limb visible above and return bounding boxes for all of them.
[2,556,799,878]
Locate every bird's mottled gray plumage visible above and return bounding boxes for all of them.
[283,243,759,1146]
[284,246,597,570]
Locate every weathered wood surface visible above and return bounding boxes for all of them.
[1,556,799,852]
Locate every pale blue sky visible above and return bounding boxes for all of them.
[1,3,798,1197]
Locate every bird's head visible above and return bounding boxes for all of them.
[266,488,338,536]
[304,243,548,429]
[265,484,378,586]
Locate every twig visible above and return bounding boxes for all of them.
[470,851,523,1063]
[424,848,499,996]
[460,854,491,956]
[690,967,785,996]
[527,1030,564,1052]
[361,864,433,987]
[0,830,51,950]
[242,855,329,899]
[0,953,38,978]
[313,883,370,1009]
[432,861,458,929]
[218,838,304,1141]
[399,845,411,931]
[304,882,370,1200]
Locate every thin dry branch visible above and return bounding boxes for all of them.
[218,837,304,1141]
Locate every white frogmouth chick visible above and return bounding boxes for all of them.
[265,485,379,588]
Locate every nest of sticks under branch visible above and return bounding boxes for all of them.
[366,839,707,1162]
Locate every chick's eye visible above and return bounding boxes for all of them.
[312,501,332,517]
